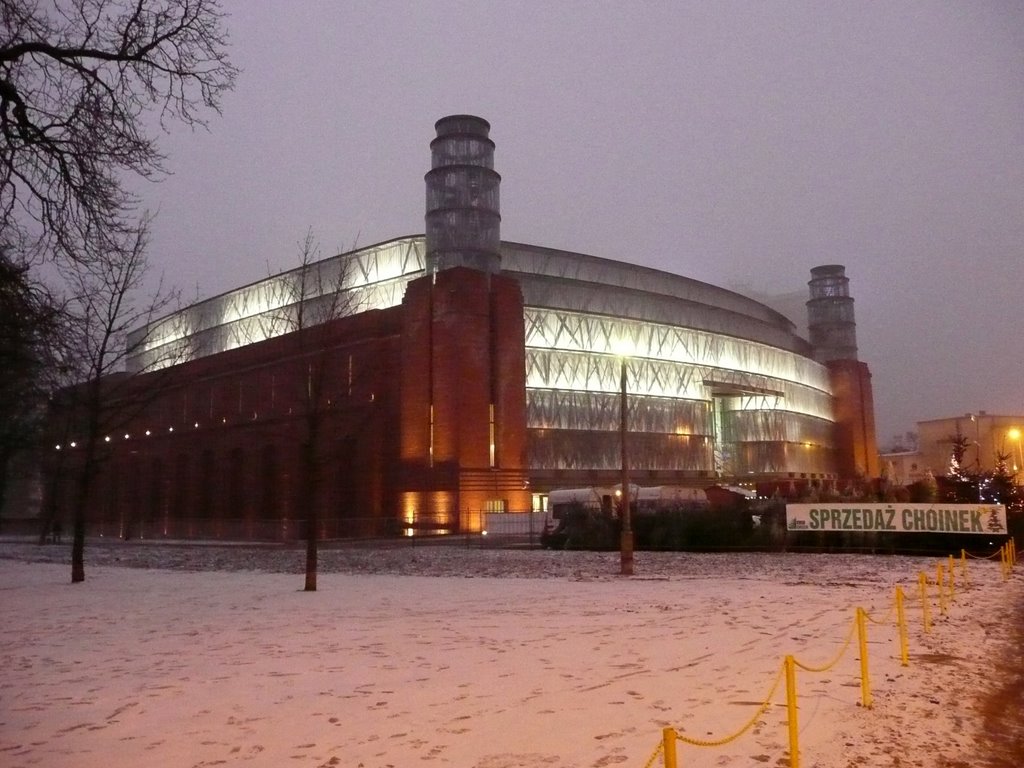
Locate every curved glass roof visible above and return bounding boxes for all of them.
[126,235,817,375]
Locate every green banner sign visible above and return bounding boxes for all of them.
[786,503,1007,535]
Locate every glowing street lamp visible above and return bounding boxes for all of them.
[1008,428,1022,473]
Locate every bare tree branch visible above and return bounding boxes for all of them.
[0,0,237,263]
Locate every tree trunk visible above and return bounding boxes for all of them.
[302,440,318,592]
[71,507,85,583]
[70,448,97,584]
[304,520,317,591]
[0,448,10,531]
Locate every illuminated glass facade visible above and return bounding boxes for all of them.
[504,244,834,480]
[128,235,838,484]
[128,237,427,371]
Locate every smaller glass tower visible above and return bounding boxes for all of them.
[807,264,858,362]
[424,115,502,274]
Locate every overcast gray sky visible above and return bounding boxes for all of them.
[137,1,1024,445]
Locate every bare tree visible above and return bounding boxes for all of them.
[0,0,237,264]
[255,231,363,592]
[49,216,179,582]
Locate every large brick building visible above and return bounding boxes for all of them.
[45,115,878,539]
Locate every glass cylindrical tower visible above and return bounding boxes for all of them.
[424,115,502,274]
[807,264,858,362]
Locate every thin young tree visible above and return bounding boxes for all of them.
[945,428,980,503]
[948,427,970,478]
[52,216,179,582]
[255,231,362,592]
[0,0,237,266]
[981,450,1019,509]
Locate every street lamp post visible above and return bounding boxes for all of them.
[970,413,982,471]
[970,413,982,502]
[619,356,634,576]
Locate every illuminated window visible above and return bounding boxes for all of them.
[428,404,435,467]
[489,403,496,468]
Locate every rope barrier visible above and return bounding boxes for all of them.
[640,546,1015,767]
[864,602,895,626]
[792,614,857,673]
[964,547,1004,560]
[641,741,664,768]
[865,588,911,666]
[674,661,786,748]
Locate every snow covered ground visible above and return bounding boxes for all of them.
[1,540,1021,768]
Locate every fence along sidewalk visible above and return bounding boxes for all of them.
[642,540,1018,768]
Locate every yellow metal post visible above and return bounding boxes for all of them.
[785,655,800,768]
[895,586,909,667]
[960,549,968,587]
[856,607,872,709]
[662,727,677,768]
[918,572,930,633]
[947,554,955,597]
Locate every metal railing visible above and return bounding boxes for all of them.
[82,510,553,546]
